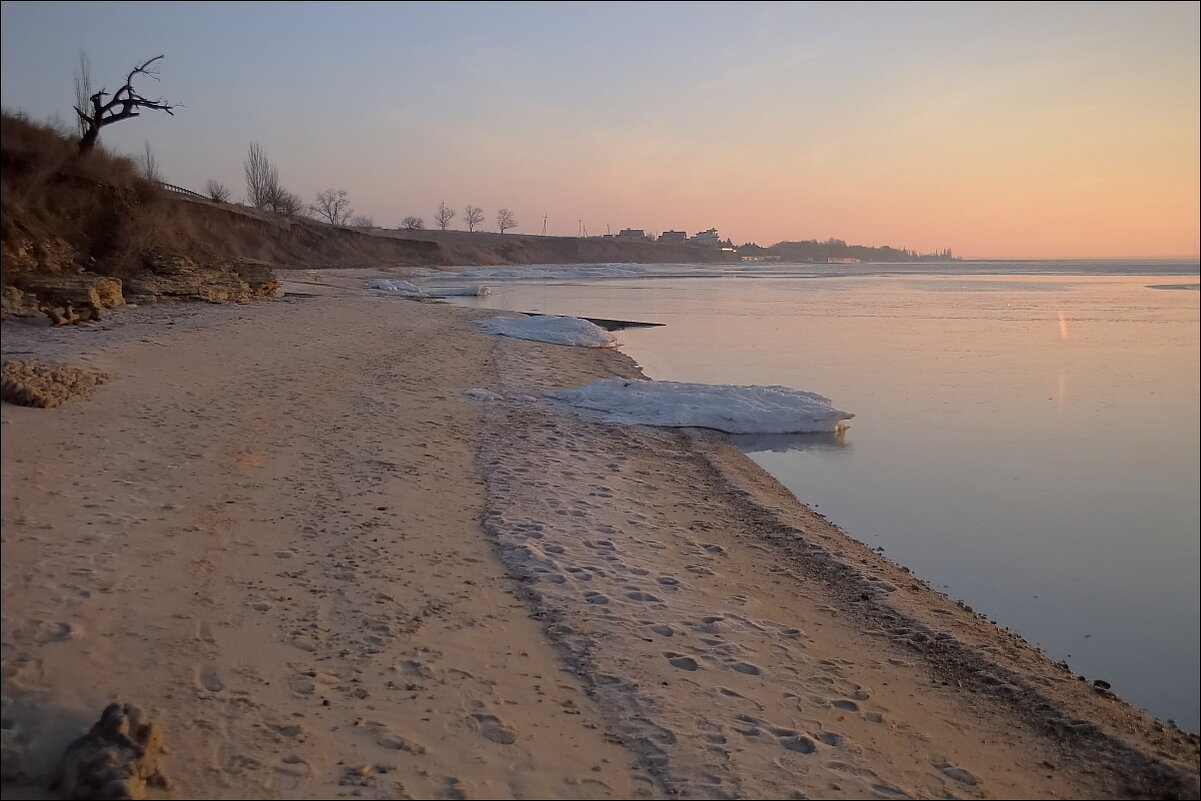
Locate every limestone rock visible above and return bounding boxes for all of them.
[0,285,41,319]
[230,257,281,297]
[1,231,79,276]
[1,359,108,408]
[13,273,125,311]
[51,702,169,801]
[124,252,266,303]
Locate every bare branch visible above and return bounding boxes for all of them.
[435,201,456,231]
[76,55,176,154]
[204,180,232,203]
[138,141,161,182]
[73,50,92,137]
[464,205,485,232]
[245,141,280,209]
[312,189,353,225]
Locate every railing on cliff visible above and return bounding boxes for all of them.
[157,181,206,200]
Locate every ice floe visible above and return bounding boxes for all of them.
[424,285,491,297]
[368,279,491,299]
[475,316,617,348]
[368,278,425,296]
[549,378,853,434]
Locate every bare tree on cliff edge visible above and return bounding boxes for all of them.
[74,55,176,155]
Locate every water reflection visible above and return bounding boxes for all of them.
[728,430,851,454]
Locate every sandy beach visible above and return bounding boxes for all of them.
[2,272,1197,800]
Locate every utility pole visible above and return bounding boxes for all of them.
[542,215,548,237]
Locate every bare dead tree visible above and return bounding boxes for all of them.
[74,55,175,154]
[243,143,303,215]
[244,142,279,209]
[138,141,160,182]
[401,216,424,230]
[271,188,305,217]
[204,180,232,202]
[312,189,352,225]
[464,205,485,232]
[435,201,455,230]
[73,51,92,138]
[349,215,375,228]
[496,208,517,234]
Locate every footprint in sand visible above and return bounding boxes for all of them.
[938,764,980,786]
[663,652,699,671]
[583,591,610,605]
[194,620,216,643]
[196,665,225,692]
[34,621,80,643]
[832,699,859,711]
[472,714,518,745]
[779,734,817,754]
[817,731,844,746]
[728,661,762,676]
[373,725,426,753]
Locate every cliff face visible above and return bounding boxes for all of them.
[154,196,733,269]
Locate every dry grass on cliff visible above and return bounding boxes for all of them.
[0,111,172,279]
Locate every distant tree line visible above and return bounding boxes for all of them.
[407,202,516,233]
[738,238,956,262]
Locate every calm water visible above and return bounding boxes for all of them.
[447,262,1201,730]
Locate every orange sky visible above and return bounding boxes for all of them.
[2,2,1198,259]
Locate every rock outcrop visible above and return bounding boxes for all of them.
[50,703,169,801]
[1,230,79,276]
[122,252,279,303]
[230,257,281,297]
[1,359,108,408]
[0,285,40,319]
[10,272,124,316]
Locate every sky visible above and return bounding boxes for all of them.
[1,1,1197,259]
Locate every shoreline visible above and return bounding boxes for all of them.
[1,275,1198,799]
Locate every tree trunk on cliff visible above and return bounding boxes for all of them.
[78,126,101,155]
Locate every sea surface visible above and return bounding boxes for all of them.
[443,260,1200,731]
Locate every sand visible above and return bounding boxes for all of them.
[1,273,1197,800]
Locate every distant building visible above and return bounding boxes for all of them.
[659,230,687,244]
[616,228,648,241]
[690,228,720,247]
[827,257,860,264]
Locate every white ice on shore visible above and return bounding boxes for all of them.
[368,278,425,296]
[425,285,492,297]
[369,279,491,298]
[475,316,617,348]
[549,378,853,434]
